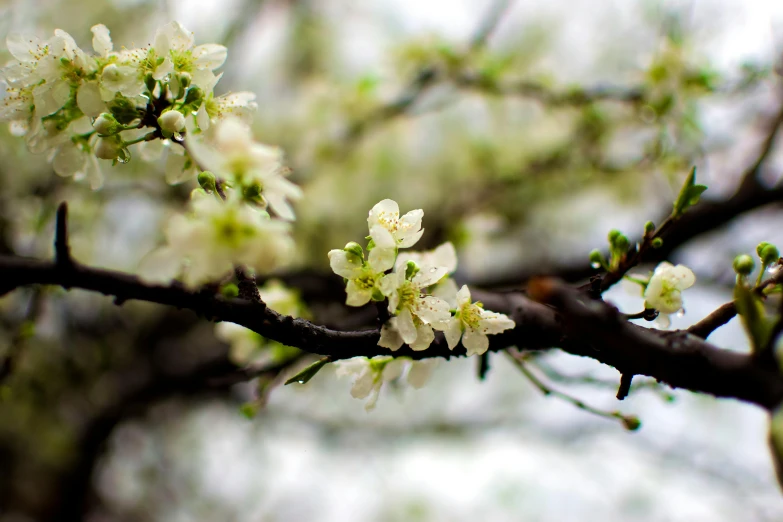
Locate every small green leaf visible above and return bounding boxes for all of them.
[673,167,707,218]
[285,357,332,385]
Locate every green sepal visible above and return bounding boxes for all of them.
[734,281,775,354]
[284,356,332,385]
[673,167,708,218]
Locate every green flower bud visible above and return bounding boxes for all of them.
[615,235,630,251]
[589,249,605,268]
[198,171,217,193]
[343,242,364,261]
[733,254,755,276]
[405,260,420,280]
[608,229,622,243]
[644,221,655,235]
[651,237,664,249]
[761,244,780,266]
[757,242,772,257]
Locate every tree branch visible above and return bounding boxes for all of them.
[2,251,783,409]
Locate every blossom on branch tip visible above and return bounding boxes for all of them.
[368,199,424,249]
[334,357,405,411]
[643,262,696,328]
[442,285,515,356]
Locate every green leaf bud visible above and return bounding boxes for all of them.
[220,283,239,298]
[644,221,655,235]
[733,254,755,276]
[614,234,630,252]
[651,237,664,249]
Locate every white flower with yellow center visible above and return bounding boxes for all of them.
[153,21,227,90]
[195,72,257,130]
[140,191,294,287]
[443,285,515,356]
[328,245,396,306]
[643,262,696,328]
[367,199,424,249]
[378,262,451,349]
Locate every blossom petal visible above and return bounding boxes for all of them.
[407,360,437,388]
[463,328,489,356]
[444,317,463,350]
[396,307,418,344]
[415,296,451,324]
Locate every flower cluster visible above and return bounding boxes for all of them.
[1,22,302,287]
[334,356,438,411]
[329,199,515,356]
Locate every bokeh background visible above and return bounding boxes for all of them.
[2,0,783,520]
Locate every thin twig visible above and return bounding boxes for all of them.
[506,350,640,429]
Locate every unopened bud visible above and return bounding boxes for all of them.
[197,171,216,193]
[761,244,780,266]
[158,110,185,135]
[93,113,118,135]
[733,254,755,276]
[94,136,122,160]
[343,242,364,260]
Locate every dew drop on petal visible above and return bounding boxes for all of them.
[173,132,183,141]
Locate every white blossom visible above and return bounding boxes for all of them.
[443,285,515,356]
[328,246,396,306]
[378,263,451,349]
[140,192,294,287]
[368,199,424,249]
[334,357,405,411]
[643,262,696,328]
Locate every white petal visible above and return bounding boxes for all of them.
[368,247,396,272]
[76,82,105,117]
[345,281,373,307]
[409,323,435,351]
[90,24,112,56]
[444,317,463,350]
[479,311,516,335]
[381,359,405,381]
[407,360,437,388]
[368,199,399,226]
[53,142,86,177]
[350,372,376,400]
[397,228,424,248]
[432,242,457,273]
[327,249,363,279]
[192,44,228,70]
[415,296,451,324]
[396,307,418,344]
[431,278,458,308]
[379,319,404,351]
[413,265,448,288]
[463,328,489,356]
[370,224,396,249]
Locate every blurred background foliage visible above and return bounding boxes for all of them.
[2,0,783,520]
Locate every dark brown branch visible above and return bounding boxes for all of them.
[527,277,783,410]
[3,253,783,409]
